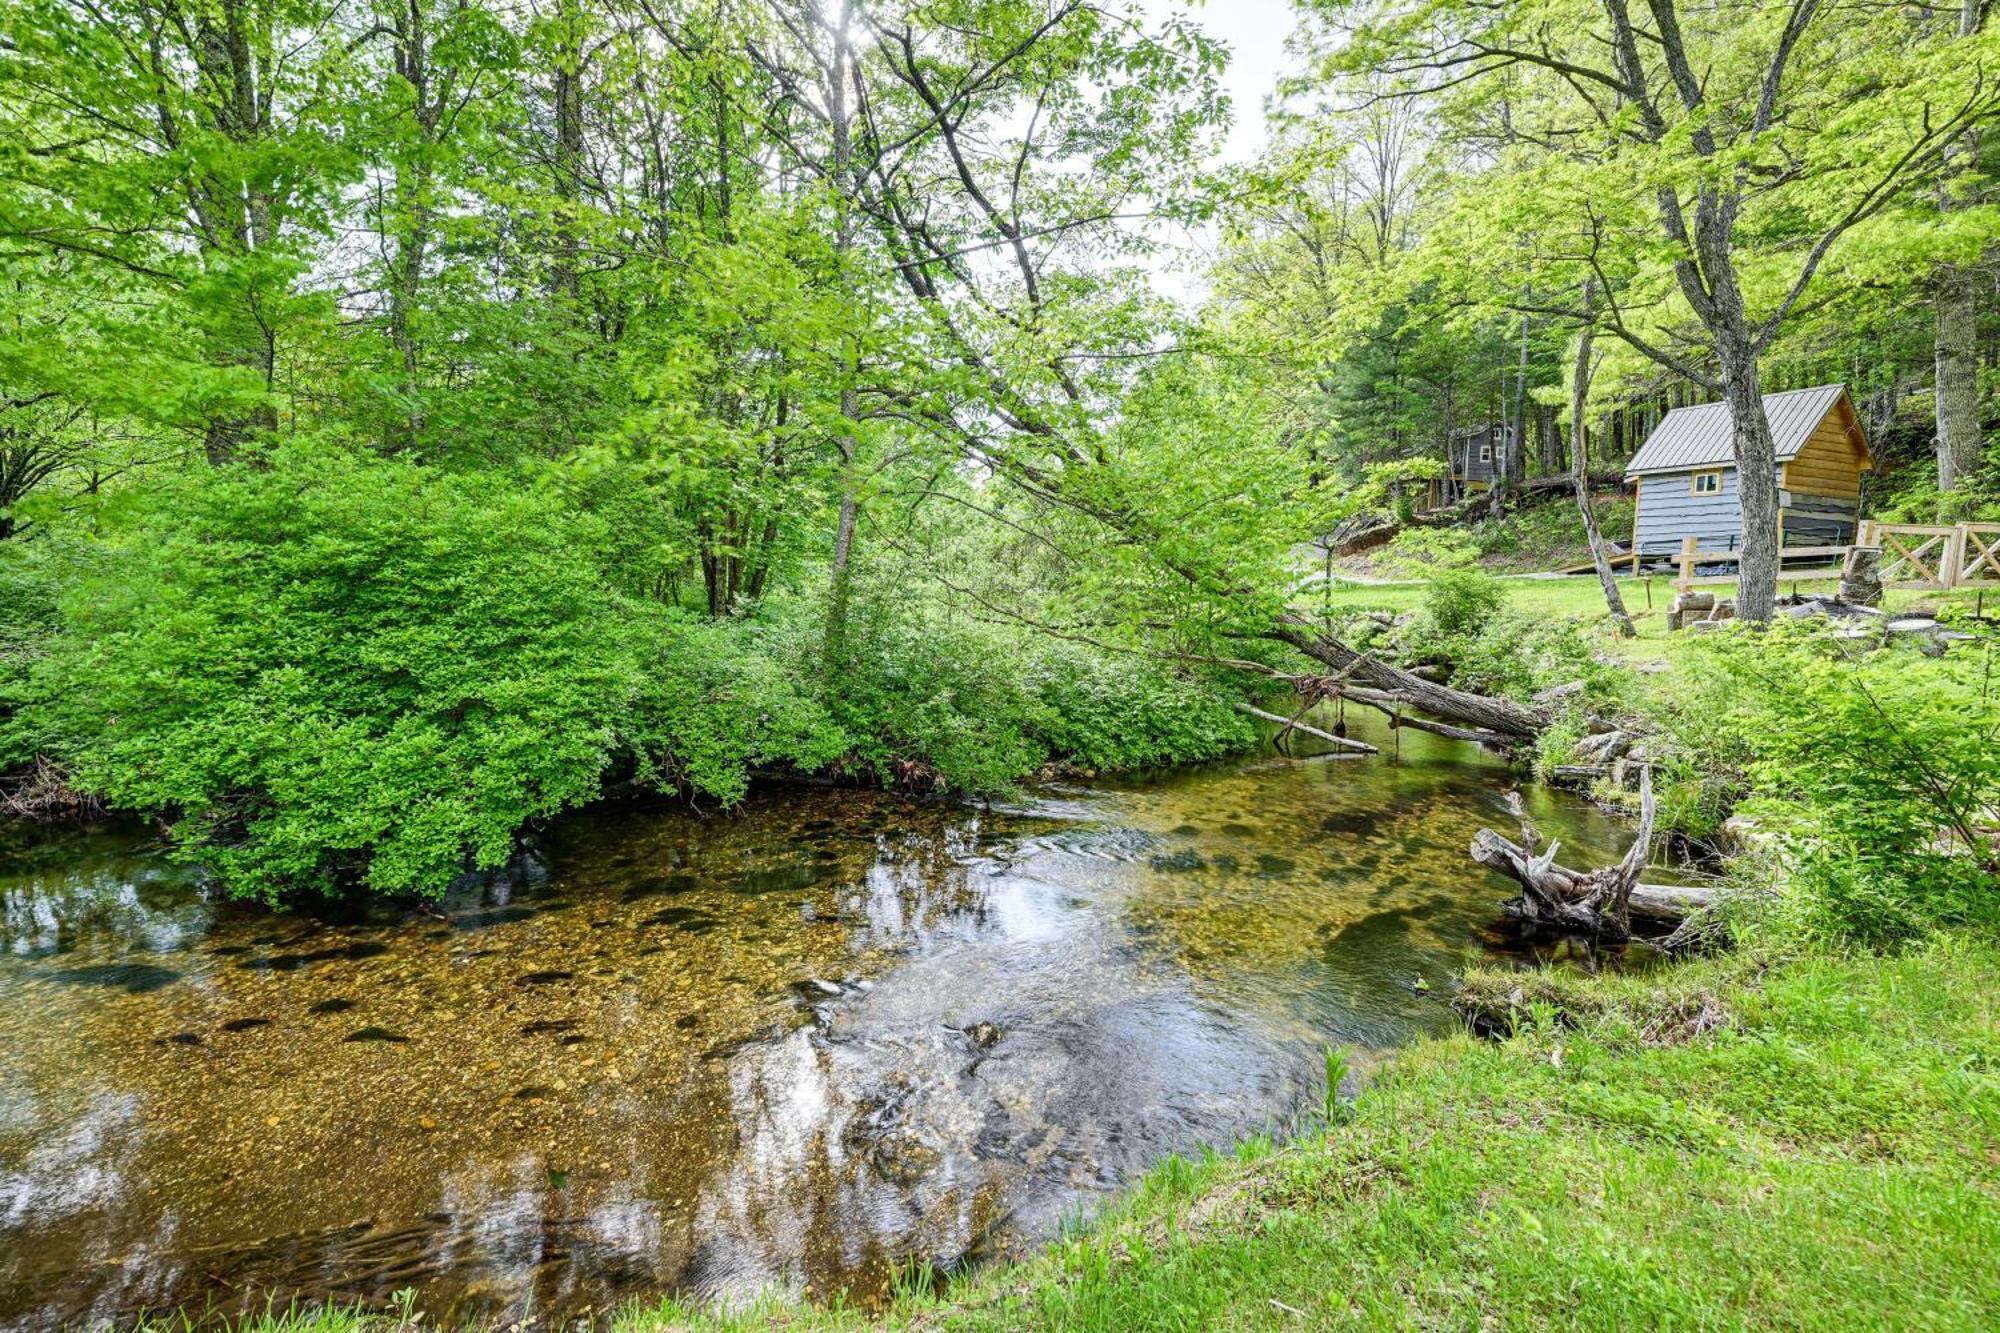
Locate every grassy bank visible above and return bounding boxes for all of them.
[829,936,2000,1330]
[1303,572,1988,653]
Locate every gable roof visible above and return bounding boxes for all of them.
[1625,384,1864,477]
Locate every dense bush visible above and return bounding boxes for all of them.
[774,591,1257,791]
[1404,569,1615,705]
[1026,644,1256,773]
[1413,566,1505,642]
[19,449,666,898]
[1680,624,2000,945]
[4,456,1260,900]
[0,540,66,772]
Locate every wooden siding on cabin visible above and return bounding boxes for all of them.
[1781,415,1869,499]
[1634,466,1860,555]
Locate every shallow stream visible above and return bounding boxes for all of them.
[0,719,1651,1327]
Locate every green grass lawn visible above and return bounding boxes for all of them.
[1300,572,1992,654]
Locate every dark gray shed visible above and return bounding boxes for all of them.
[1625,385,1872,557]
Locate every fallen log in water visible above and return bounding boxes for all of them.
[1628,881,1717,923]
[1470,767,1657,940]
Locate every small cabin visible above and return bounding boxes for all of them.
[1625,384,1873,558]
[1426,423,1517,507]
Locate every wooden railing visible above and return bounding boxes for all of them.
[1666,535,1850,591]
[1858,520,2000,590]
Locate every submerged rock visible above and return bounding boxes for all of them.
[963,1021,1003,1049]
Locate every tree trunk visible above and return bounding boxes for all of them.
[1934,0,1988,500]
[822,1,863,660]
[1718,350,1782,622]
[1509,311,1530,484]
[1274,624,1548,741]
[551,0,585,301]
[1570,299,1634,636]
[1935,262,1982,495]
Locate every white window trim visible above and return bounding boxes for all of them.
[1691,471,1722,495]
[1478,444,1492,463]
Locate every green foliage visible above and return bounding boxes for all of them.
[1414,566,1504,641]
[1378,526,1481,576]
[810,594,1052,794]
[0,539,66,770]
[798,594,1257,794]
[1025,645,1257,773]
[22,449,660,898]
[1874,465,2000,525]
[625,618,849,807]
[1473,492,1635,571]
[1683,624,2000,945]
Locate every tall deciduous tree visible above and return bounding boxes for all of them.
[1307,0,2000,619]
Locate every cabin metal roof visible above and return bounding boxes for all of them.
[1624,384,1851,477]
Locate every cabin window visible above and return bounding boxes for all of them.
[1478,445,1492,463]
[1691,471,1722,496]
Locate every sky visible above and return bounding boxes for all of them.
[1136,0,1304,299]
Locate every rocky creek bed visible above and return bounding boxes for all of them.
[0,718,1660,1327]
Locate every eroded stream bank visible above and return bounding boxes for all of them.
[0,721,1654,1327]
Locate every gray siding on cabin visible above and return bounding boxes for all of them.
[1636,470,1745,554]
[1449,426,1513,482]
[1635,468,1861,555]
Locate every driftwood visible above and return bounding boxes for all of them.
[1629,881,1716,923]
[1233,702,1378,755]
[1471,767,1657,940]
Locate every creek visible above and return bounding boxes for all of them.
[0,718,1654,1327]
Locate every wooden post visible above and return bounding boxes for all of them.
[1678,535,1698,594]
[1944,523,1969,590]
[1857,519,1879,549]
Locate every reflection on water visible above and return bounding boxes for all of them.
[0,718,1651,1327]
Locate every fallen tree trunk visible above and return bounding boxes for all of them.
[1470,766,1656,940]
[1628,881,1716,923]
[1274,622,1549,742]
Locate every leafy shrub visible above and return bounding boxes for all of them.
[1682,623,2000,945]
[1026,645,1255,772]
[1872,464,2000,525]
[1472,490,1634,569]
[0,540,67,771]
[1379,526,1481,575]
[1415,566,1504,642]
[778,591,1257,792]
[1449,611,1610,702]
[626,617,848,805]
[22,448,664,899]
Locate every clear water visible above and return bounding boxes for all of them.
[0,719,1650,1326]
